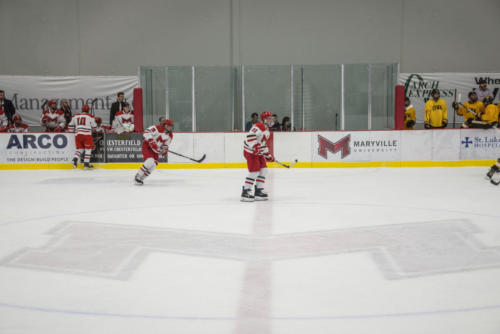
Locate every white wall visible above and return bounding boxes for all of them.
[1,0,499,75]
[3,130,497,165]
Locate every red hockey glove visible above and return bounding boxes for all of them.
[42,115,51,124]
[54,126,63,132]
[252,143,262,156]
[148,139,159,153]
[265,154,275,162]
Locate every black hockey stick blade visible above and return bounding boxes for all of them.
[169,150,206,163]
[195,154,206,163]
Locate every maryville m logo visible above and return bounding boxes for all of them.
[318,134,350,159]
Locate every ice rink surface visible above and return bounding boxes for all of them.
[0,167,499,334]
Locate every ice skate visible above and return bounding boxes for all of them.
[134,173,144,185]
[84,162,94,170]
[485,165,499,180]
[72,158,78,169]
[241,187,254,202]
[254,187,268,201]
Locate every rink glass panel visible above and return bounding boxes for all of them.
[140,64,397,131]
[299,65,341,131]
[243,65,291,131]
[194,66,234,132]
[370,63,397,130]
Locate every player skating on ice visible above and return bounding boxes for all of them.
[241,111,275,202]
[134,119,173,185]
[486,158,500,185]
[68,104,97,169]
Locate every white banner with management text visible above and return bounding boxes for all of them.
[0,75,138,126]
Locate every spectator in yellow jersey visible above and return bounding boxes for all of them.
[452,91,485,127]
[424,89,447,129]
[404,97,416,129]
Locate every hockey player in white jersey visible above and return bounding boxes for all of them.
[241,110,275,201]
[112,102,134,134]
[134,119,174,185]
[68,104,97,169]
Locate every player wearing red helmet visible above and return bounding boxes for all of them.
[68,104,97,169]
[5,114,29,133]
[134,119,174,185]
[93,117,111,133]
[41,99,66,132]
[241,110,275,201]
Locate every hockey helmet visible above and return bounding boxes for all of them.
[95,117,102,124]
[431,89,440,96]
[162,119,174,127]
[260,110,273,121]
[13,114,22,121]
[81,104,90,112]
[48,99,57,107]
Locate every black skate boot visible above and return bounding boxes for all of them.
[485,164,499,180]
[84,162,94,170]
[241,187,254,202]
[72,158,78,169]
[134,173,144,186]
[254,187,268,201]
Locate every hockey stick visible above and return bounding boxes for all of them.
[491,173,500,186]
[453,89,458,128]
[168,150,206,163]
[275,159,298,168]
[90,98,98,116]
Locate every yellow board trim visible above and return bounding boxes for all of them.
[0,160,494,170]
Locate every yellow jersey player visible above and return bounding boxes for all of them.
[404,97,416,129]
[453,91,485,127]
[480,97,499,126]
[424,89,447,128]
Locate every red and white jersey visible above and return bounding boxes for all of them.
[93,125,111,133]
[0,108,8,127]
[41,109,66,129]
[143,125,173,154]
[243,122,270,154]
[68,113,97,135]
[7,123,29,133]
[114,111,134,126]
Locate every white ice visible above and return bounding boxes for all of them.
[0,167,499,334]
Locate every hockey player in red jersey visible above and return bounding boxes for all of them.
[68,104,97,169]
[134,119,174,185]
[0,106,8,128]
[93,117,111,133]
[5,115,29,133]
[241,110,275,201]
[41,99,66,132]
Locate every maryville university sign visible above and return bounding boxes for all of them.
[318,134,399,159]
